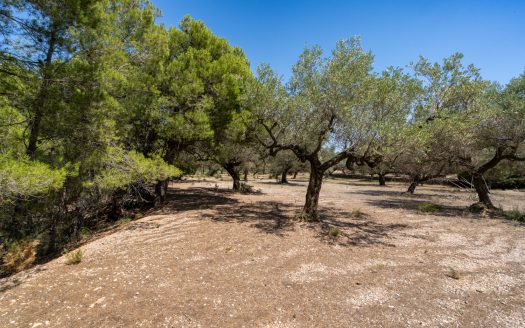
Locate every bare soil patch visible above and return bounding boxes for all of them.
[1,178,524,327]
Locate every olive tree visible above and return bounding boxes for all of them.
[252,38,379,219]
[345,67,420,186]
[267,150,306,183]
[398,54,489,194]
[459,72,525,207]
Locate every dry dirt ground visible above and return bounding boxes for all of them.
[1,177,524,328]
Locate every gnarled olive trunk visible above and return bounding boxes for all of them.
[472,173,494,208]
[243,169,249,182]
[468,148,511,209]
[280,167,290,184]
[302,163,324,219]
[378,173,386,186]
[224,164,241,191]
[407,178,419,194]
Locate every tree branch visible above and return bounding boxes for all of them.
[320,147,355,172]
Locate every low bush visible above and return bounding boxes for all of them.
[328,227,341,238]
[468,202,488,214]
[65,249,85,265]
[295,212,319,222]
[502,208,525,222]
[447,267,460,280]
[417,203,442,213]
[351,209,365,218]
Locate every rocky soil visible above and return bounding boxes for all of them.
[1,178,524,327]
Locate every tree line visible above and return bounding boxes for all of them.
[1,0,524,269]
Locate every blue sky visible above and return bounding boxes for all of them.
[152,0,525,84]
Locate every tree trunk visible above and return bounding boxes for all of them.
[293,171,298,179]
[155,179,169,204]
[27,28,57,159]
[243,169,249,182]
[472,173,494,208]
[468,148,507,209]
[224,164,241,191]
[27,110,43,159]
[378,173,386,186]
[280,167,290,184]
[407,177,419,194]
[47,214,58,254]
[9,202,24,240]
[302,164,324,219]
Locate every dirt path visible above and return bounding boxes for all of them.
[1,179,524,327]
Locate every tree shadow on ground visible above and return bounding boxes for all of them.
[125,221,161,231]
[201,200,296,236]
[258,181,306,187]
[316,208,408,247]
[324,179,387,187]
[347,189,436,199]
[155,186,409,246]
[365,198,469,218]
[154,187,240,213]
[348,186,473,201]
[0,266,47,293]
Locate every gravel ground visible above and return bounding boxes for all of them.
[1,177,524,327]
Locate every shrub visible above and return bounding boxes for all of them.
[296,212,319,222]
[417,203,442,213]
[447,267,460,280]
[328,227,341,238]
[503,208,525,222]
[80,228,93,241]
[240,183,254,193]
[239,183,261,194]
[65,249,84,265]
[116,217,132,225]
[1,239,40,274]
[468,202,488,214]
[351,209,364,218]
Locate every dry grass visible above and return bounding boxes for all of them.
[2,239,40,274]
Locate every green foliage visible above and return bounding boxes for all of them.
[502,208,525,222]
[91,147,181,191]
[267,150,307,181]
[396,53,490,185]
[116,217,133,225]
[80,228,93,241]
[417,203,443,213]
[0,0,524,275]
[65,249,85,265]
[0,155,66,204]
[0,1,187,272]
[468,203,488,214]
